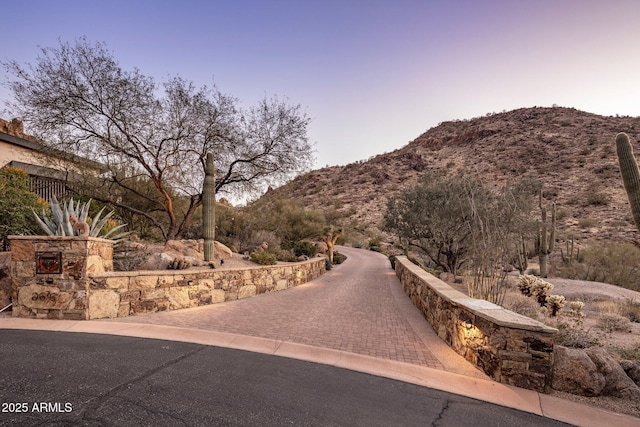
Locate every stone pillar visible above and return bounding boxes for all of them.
[9,236,114,320]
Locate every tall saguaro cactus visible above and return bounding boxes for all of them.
[203,152,215,261]
[616,132,640,232]
[535,190,555,278]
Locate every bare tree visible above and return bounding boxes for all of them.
[3,38,313,240]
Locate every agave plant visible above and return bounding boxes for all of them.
[32,196,130,240]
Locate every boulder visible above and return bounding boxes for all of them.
[315,242,328,254]
[213,241,233,260]
[552,345,640,399]
[620,360,640,387]
[586,347,640,399]
[552,346,605,396]
[164,240,203,260]
[138,253,174,270]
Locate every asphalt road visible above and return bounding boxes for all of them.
[0,330,572,426]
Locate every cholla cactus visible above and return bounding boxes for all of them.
[516,274,539,297]
[517,274,555,307]
[167,257,191,270]
[532,279,554,307]
[546,294,566,317]
[567,301,586,327]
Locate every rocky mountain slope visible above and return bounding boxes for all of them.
[259,106,640,245]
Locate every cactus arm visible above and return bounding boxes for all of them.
[616,132,640,231]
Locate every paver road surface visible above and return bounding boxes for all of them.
[105,246,480,376]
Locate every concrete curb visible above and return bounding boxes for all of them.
[1,317,638,427]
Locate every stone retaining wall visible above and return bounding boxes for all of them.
[9,236,325,320]
[88,259,325,319]
[394,256,557,393]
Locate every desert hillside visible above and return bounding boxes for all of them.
[258,106,640,245]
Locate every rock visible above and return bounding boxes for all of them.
[551,346,605,396]
[586,347,640,399]
[164,240,203,260]
[315,242,328,254]
[213,241,233,260]
[297,255,309,261]
[620,360,640,387]
[138,253,174,270]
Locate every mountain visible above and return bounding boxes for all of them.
[259,106,640,245]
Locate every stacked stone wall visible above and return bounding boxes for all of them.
[9,236,325,320]
[10,236,113,320]
[88,259,325,319]
[394,256,557,393]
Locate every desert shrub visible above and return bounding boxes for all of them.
[271,247,298,262]
[577,218,598,229]
[555,207,571,221]
[587,190,611,206]
[388,254,397,269]
[250,250,278,265]
[506,294,542,320]
[580,241,640,292]
[609,344,640,360]
[597,314,631,333]
[292,240,317,258]
[0,167,43,249]
[353,241,364,249]
[368,237,382,251]
[245,230,281,254]
[554,323,600,348]
[620,299,640,323]
[332,251,347,264]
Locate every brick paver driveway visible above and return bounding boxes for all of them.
[105,246,477,373]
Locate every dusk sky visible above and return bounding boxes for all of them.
[2,0,640,170]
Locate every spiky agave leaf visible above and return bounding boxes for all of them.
[79,199,92,223]
[90,209,115,237]
[31,208,55,236]
[99,224,131,239]
[88,206,107,237]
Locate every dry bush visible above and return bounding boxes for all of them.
[597,314,631,333]
[554,322,600,348]
[554,241,640,292]
[608,344,640,360]
[619,299,640,323]
[505,293,542,321]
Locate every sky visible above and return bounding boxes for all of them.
[2,0,640,170]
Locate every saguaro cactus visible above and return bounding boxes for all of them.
[535,190,555,278]
[203,152,215,261]
[616,132,640,232]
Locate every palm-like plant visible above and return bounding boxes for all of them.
[32,196,130,240]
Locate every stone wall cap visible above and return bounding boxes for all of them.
[8,235,115,244]
[396,256,557,334]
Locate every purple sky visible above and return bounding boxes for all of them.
[2,0,640,170]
